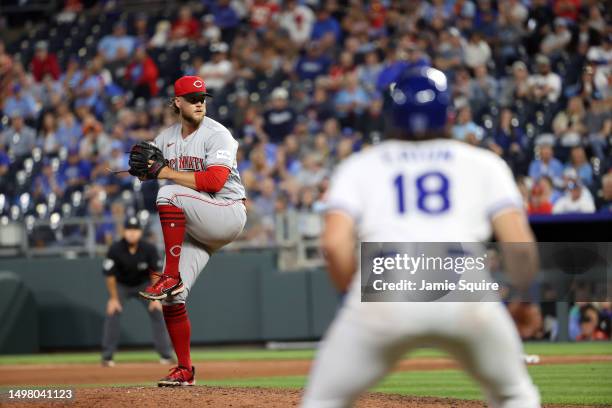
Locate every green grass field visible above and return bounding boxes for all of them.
[0,342,609,365]
[1,342,611,405]
[203,363,612,405]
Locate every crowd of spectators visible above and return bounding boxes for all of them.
[0,0,610,249]
[509,300,611,342]
[569,302,611,341]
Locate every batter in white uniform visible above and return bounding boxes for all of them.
[302,68,541,407]
[139,76,247,387]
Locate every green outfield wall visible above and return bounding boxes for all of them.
[0,250,340,353]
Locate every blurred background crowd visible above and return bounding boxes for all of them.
[508,300,611,342]
[0,0,610,250]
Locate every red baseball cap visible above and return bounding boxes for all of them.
[174,76,212,97]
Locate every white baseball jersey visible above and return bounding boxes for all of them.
[154,116,246,200]
[327,138,522,242]
[326,138,523,302]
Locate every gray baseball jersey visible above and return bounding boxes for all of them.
[154,116,246,200]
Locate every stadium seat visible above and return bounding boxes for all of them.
[10,205,20,221]
[0,194,6,215]
[137,209,150,226]
[49,212,61,230]
[22,158,34,176]
[24,215,35,232]
[15,170,27,188]
[44,195,56,214]
[71,191,83,209]
[19,192,31,213]
[61,203,72,217]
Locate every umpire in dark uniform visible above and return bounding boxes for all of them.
[101,217,173,366]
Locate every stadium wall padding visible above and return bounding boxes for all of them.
[0,272,39,354]
[0,251,340,351]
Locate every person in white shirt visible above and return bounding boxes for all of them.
[279,0,315,46]
[541,18,572,57]
[527,55,562,103]
[463,31,492,69]
[201,14,221,43]
[587,34,612,82]
[552,181,596,214]
[198,42,233,93]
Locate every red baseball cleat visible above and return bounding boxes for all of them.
[158,366,195,387]
[139,274,184,300]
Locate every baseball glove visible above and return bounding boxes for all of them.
[128,141,168,180]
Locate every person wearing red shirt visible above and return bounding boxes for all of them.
[125,46,159,99]
[553,0,581,22]
[328,51,355,90]
[250,0,280,30]
[171,6,200,43]
[30,41,60,82]
[369,0,386,30]
[528,184,553,214]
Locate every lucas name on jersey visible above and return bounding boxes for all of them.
[168,156,206,171]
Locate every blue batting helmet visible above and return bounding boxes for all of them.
[389,67,450,135]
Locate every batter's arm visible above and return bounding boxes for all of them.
[321,211,357,292]
[491,209,539,292]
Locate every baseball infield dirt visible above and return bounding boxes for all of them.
[6,386,606,408]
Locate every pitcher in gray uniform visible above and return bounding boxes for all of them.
[138,75,247,387]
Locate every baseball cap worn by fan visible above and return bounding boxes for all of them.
[124,217,142,230]
[174,76,213,98]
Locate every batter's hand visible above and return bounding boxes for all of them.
[128,141,168,180]
[106,298,123,315]
[148,300,163,313]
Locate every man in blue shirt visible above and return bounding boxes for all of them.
[528,140,564,187]
[296,42,331,81]
[0,112,36,158]
[74,62,104,110]
[209,0,239,43]
[33,159,65,203]
[263,87,297,143]
[3,84,38,120]
[451,105,485,144]
[211,0,239,30]
[59,148,92,195]
[311,6,341,43]
[98,23,136,62]
[334,71,370,124]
